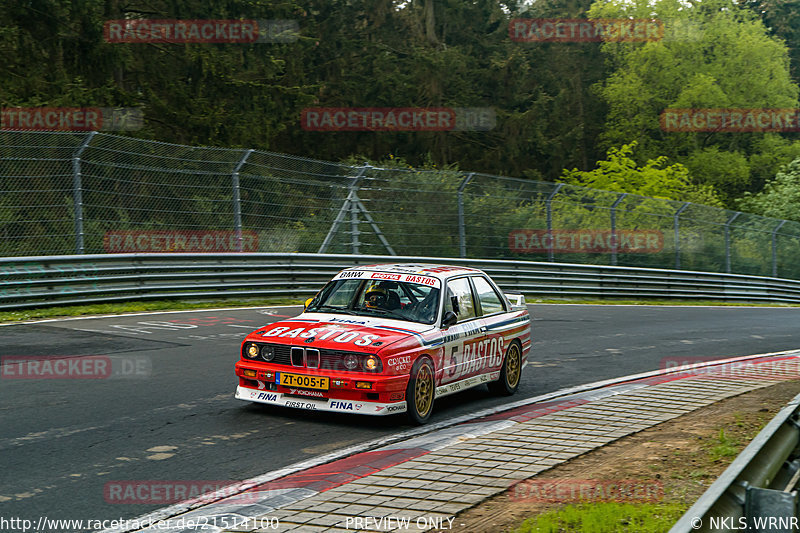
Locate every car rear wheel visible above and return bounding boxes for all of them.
[488,341,522,396]
[406,357,435,425]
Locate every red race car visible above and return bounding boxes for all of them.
[234,263,531,424]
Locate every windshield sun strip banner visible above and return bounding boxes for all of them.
[333,270,441,289]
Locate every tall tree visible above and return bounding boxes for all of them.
[588,0,799,201]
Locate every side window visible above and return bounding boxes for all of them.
[472,276,506,316]
[444,278,477,322]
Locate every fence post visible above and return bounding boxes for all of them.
[546,183,564,262]
[348,166,372,254]
[458,173,475,258]
[674,202,690,269]
[772,220,787,277]
[232,149,253,252]
[319,165,370,254]
[610,193,627,266]
[71,131,97,254]
[725,211,741,273]
[351,188,360,254]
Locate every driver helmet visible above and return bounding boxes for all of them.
[364,284,388,308]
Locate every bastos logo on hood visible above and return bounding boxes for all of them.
[260,324,383,346]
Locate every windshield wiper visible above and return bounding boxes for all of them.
[310,305,358,315]
[357,307,409,321]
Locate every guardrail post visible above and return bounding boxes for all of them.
[610,193,627,266]
[232,149,254,253]
[71,131,97,254]
[458,173,475,258]
[725,212,741,273]
[670,392,800,533]
[546,183,564,262]
[674,202,690,269]
[772,220,787,278]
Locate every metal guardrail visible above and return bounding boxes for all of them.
[671,393,800,532]
[3,253,800,311]
[6,131,800,283]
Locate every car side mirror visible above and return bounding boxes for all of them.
[442,311,458,328]
[304,297,314,309]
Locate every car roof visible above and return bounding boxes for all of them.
[339,263,482,281]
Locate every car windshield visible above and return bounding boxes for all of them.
[306,279,440,325]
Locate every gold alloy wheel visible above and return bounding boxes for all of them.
[414,362,434,417]
[506,343,521,388]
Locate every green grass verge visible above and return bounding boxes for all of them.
[527,297,800,307]
[513,502,686,533]
[0,295,795,324]
[0,297,304,323]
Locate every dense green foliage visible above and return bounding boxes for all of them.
[738,157,800,219]
[561,141,723,206]
[3,0,800,213]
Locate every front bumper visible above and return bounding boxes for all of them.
[235,361,408,415]
[235,385,407,415]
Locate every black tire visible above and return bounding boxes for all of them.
[488,341,522,396]
[406,357,435,425]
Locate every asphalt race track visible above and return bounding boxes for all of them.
[1,304,799,528]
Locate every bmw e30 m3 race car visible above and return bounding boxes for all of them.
[234,264,531,424]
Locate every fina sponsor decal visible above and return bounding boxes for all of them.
[261,325,380,346]
[328,317,368,325]
[255,392,278,401]
[330,400,356,411]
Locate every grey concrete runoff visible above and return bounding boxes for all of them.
[106,350,800,533]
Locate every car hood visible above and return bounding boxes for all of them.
[249,313,436,354]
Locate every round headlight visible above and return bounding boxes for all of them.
[364,356,378,371]
[343,354,359,370]
[261,345,275,362]
[245,343,259,358]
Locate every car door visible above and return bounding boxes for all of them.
[438,276,486,390]
[470,275,510,378]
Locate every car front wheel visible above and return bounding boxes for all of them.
[406,357,435,425]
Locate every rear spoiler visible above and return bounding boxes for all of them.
[505,293,526,309]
